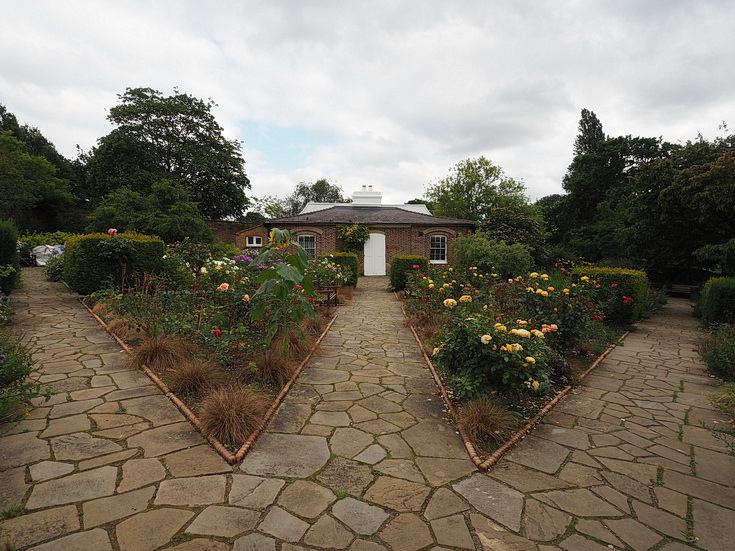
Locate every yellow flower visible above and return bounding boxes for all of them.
[428,284,435,289]
[517,320,528,327]
[510,328,531,338]
[530,272,539,278]
[580,276,589,281]
[563,288,570,294]
[215,265,222,270]
[459,295,472,303]
[533,380,540,390]
[540,274,549,280]
[525,356,536,364]
[432,347,441,355]
[494,324,507,333]
[480,334,492,344]
[547,286,554,291]
[443,298,457,308]
[536,288,545,295]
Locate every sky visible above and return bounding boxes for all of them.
[2,1,734,207]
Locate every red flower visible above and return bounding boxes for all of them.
[308,297,313,302]
[593,315,602,321]
[412,265,420,269]
[295,285,302,290]
[212,328,223,338]
[611,283,617,287]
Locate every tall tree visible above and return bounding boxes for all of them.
[0,131,77,231]
[424,156,528,221]
[83,87,251,219]
[573,108,606,156]
[281,179,350,215]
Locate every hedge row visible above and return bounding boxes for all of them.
[389,255,429,291]
[573,266,649,325]
[63,233,165,295]
[0,219,21,295]
[700,277,735,325]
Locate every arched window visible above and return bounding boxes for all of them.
[429,234,447,264]
[297,234,317,258]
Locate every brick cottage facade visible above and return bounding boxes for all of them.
[235,187,475,276]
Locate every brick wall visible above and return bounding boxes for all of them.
[276,223,473,273]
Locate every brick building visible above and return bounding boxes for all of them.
[236,187,475,276]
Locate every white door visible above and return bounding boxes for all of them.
[363,233,386,276]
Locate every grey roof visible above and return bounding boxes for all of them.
[268,206,475,226]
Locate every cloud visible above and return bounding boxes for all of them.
[2,0,734,208]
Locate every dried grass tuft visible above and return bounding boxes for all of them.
[337,285,354,303]
[106,318,139,343]
[286,329,315,361]
[458,395,521,443]
[91,302,108,318]
[253,347,296,386]
[131,333,192,373]
[198,384,273,446]
[168,359,229,395]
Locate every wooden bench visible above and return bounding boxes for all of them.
[668,284,695,297]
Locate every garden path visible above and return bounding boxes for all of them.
[1,269,733,551]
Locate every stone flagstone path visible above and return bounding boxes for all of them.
[1,269,734,550]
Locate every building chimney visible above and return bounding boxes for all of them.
[362,185,366,191]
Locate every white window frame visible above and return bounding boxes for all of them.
[429,234,447,264]
[246,235,263,247]
[297,234,317,259]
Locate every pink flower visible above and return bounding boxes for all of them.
[242,294,250,302]
[412,265,420,269]
[611,283,618,287]
[212,328,223,337]
[217,283,229,291]
[107,228,117,236]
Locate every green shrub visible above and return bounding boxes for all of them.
[452,232,532,278]
[18,231,76,249]
[703,324,735,381]
[63,232,165,295]
[1,332,46,422]
[319,252,359,287]
[0,220,21,295]
[389,255,428,291]
[700,277,735,325]
[43,254,65,282]
[573,267,649,325]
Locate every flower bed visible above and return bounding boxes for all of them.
[85,229,351,458]
[403,265,629,459]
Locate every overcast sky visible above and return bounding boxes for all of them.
[2,1,734,206]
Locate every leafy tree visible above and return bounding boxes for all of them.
[83,87,250,219]
[451,231,532,278]
[479,206,549,265]
[424,157,528,221]
[573,108,606,156]
[281,179,350,216]
[0,131,77,231]
[86,179,214,243]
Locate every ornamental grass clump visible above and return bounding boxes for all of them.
[252,347,296,387]
[458,395,521,444]
[131,333,193,374]
[198,384,272,446]
[168,359,229,395]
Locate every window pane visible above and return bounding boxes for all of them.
[429,235,446,261]
[297,235,316,258]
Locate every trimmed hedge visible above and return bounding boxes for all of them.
[700,277,735,325]
[319,252,359,287]
[63,232,165,295]
[573,266,649,325]
[389,255,429,291]
[0,219,21,295]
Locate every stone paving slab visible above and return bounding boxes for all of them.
[3,270,735,551]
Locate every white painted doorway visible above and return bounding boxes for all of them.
[363,233,386,276]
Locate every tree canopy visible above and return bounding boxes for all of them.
[424,156,528,221]
[86,179,214,243]
[280,179,350,216]
[83,87,251,220]
[0,131,77,231]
